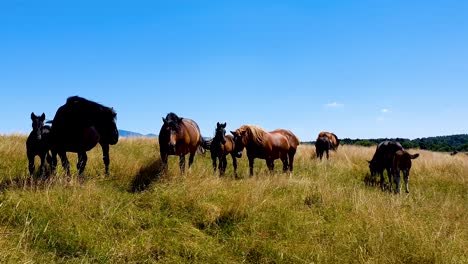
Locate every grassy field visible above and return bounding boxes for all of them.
[0,135,467,263]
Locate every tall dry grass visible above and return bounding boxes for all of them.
[0,135,467,263]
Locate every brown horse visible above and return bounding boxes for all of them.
[315,136,331,160]
[210,122,240,177]
[318,131,339,150]
[159,112,207,174]
[231,125,299,176]
[393,150,419,194]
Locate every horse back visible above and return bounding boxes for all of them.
[180,118,201,148]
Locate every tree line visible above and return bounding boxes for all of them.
[339,134,468,152]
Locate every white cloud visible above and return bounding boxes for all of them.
[325,102,344,108]
[381,108,390,113]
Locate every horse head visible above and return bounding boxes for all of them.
[97,107,119,145]
[31,112,46,140]
[230,126,249,158]
[161,112,182,154]
[214,122,227,145]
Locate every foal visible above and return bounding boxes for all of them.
[26,112,51,177]
[393,150,419,193]
[210,122,240,177]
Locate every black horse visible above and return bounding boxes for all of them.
[26,112,51,177]
[49,96,119,177]
[315,136,331,160]
[210,122,240,177]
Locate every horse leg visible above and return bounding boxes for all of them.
[161,152,168,172]
[101,143,110,175]
[232,155,238,178]
[39,152,47,178]
[266,159,274,172]
[220,155,227,176]
[50,150,58,175]
[27,153,35,176]
[188,151,196,169]
[211,153,217,173]
[179,154,186,174]
[59,151,70,176]
[394,168,401,194]
[77,151,88,177]
[379,170,385,191]
[387,167,393,192]
[248,157,255,177]
[326,149,329,160]
[289,151,295,172]
[404,169,410,193]
[281,154,289,173]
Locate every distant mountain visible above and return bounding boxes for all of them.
[118,129,157,138]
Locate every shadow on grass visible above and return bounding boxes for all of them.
[129,158,165,193]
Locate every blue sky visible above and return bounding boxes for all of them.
[1,0,467,141]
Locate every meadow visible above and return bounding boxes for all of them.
[0,135,467,263]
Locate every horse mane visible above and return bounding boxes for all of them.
[242,125,268,145]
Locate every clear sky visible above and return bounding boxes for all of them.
[1,0,467,141]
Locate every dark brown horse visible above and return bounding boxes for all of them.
[49,96,119,177]
[393,150,419,193]
[315,136,331,160]
[368,141,403,191]
[318,131,339,150]
[231,125,300,176]
[26,112,51,178]
[211,122,240,177]
[159,112,207,174]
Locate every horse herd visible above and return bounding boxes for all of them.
[26,96,419,194]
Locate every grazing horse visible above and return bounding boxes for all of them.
[231,125,299,176]
[210,122,240,177]
[393,150,419,193]
[318,131,340,150]
[368,141,403,191]
[315,136,331,160]
[159,112,207,174]
[49,96,119,177]
[26,112,51,177]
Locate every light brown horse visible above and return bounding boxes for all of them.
[159,112,206,174]
[318,131,340,150]
[231,125,300,176]
[393,150,419,193]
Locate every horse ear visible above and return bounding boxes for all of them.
[411,153,420,159]
[217,122,220,127]
[222,123,226,128]
[31,112,35,120]
[162,117,167,124]
[40,113,45,121]
[230,130,236,136]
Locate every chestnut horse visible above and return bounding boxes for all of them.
[231,125,299,176]
[210,122,240,177]
[368,141,404,191]
[318,131,339,150]
[159,112,207,174]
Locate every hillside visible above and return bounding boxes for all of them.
[118,129,157,138]
[0,135,467,263]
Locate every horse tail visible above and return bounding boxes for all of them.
[198,137,212,154]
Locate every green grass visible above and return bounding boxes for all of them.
[0,135,467,263]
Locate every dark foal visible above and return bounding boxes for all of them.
[210,122,239,177]
[26,112,51,178]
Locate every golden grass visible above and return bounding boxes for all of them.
[0,135,467,263]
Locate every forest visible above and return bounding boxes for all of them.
[338,134,468,152]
